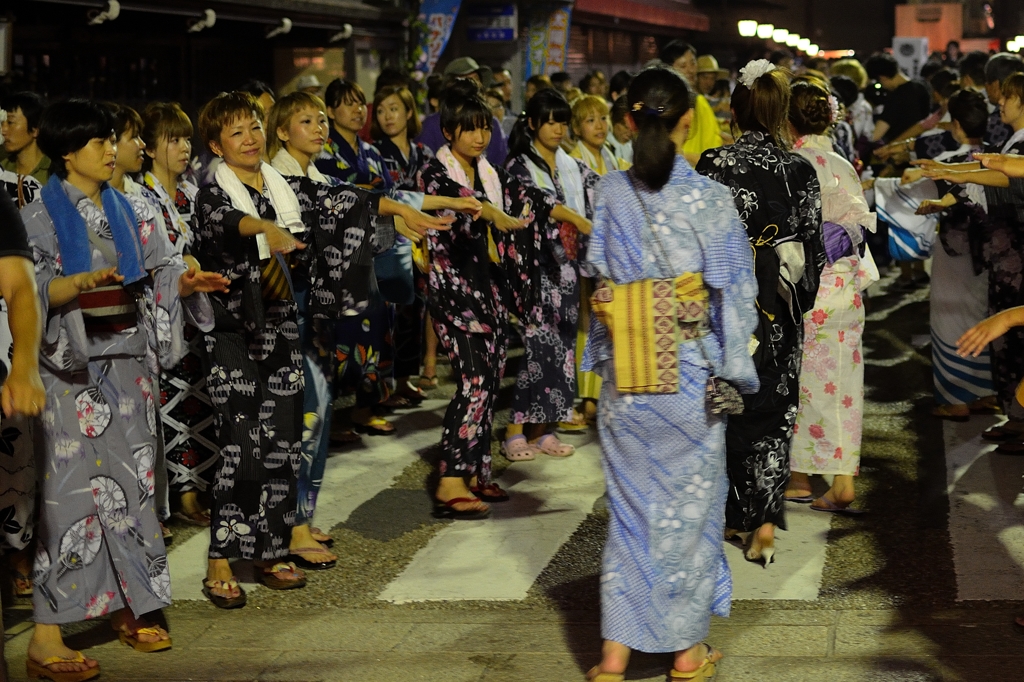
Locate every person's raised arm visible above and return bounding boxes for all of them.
[0,256,45,417]
[957,306,1024,357]
[921,168,1010,187]
[237,216,306,254]
[975,153,1024,178]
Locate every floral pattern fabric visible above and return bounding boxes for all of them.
[22,185,190,624]
[418,156,555,482]
[506,153,599,424]
[581,156,759,653]
[375,137,434,190]
[696,130,824,533]
[791,134,873,476]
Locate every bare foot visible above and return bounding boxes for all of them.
[437,477,488,513]
[110,609,170,643]
[28,625,99,674]
[674,642,722,672]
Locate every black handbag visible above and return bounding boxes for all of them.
[628,174,745,415]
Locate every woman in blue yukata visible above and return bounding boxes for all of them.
[581,68,759,681]
[314,78,401,434]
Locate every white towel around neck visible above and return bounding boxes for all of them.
[271,148,331,185]
[214,160,304,259]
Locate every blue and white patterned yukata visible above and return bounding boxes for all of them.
[581,157,759,653]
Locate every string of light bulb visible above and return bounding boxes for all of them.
[737,20,820,56]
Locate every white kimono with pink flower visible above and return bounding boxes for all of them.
[791,135,877,476]
[21,183,208,625]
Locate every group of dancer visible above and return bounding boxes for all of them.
[7,40,1024,682]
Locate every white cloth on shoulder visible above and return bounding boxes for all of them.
[270,147,331,185]
[214,160,304,259]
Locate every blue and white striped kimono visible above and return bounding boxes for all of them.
[581,157,759,653]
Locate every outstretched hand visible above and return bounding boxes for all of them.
[975,153,1024,178]
[73,267,124,293]
[915,199,947,216]
[179,267,231,297]
[957,312,1012,358]
[264,223,306,255]
[400,209,455,241]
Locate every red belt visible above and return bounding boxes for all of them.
[78,285,137,333]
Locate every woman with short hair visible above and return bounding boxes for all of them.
[195,91,453,601]
[23,98,224,679]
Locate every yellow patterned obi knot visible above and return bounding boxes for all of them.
[591,272,709,394]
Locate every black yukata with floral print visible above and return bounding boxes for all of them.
[697,131,825,533]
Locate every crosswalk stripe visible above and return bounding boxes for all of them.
[378,435,607,603]
[944,416,1024,601]
[167,399,452,600]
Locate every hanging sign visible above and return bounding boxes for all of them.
[412,0,463,81]
[524,5,571,78]
[466,4,517,42]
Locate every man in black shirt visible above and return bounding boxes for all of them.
[0,185,44,681]
[865,53,932,143]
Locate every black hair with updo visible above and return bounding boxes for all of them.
[731,66,792,147]
[789,80,833,137]
[626,67,692,190]
[439,82,492,144]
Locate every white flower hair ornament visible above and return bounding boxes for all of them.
[828,95,840,124]
[738,59,777,89]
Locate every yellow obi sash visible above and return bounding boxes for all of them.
[591,272,709,394]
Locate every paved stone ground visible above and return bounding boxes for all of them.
[4,272,1024,681]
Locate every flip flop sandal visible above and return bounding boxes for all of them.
[535,433,575,458]
[585,667,624,682]
[117,626,172,653]
[418,375,439,390]
[432,497,491,520]
[172,509,211,526]
[669,643,721,680]
[400,381,429,402]
[785,494,814,503]
[501,435,537,461]
[382,394,413,409]
[310,527,334,547]
[26,651,100,682]
[353,416,396,436]
[258,562,307,590]
[996,439,1024,455]
[558,409,589,432]
[202,578,247,609]
[970,396,1001,414]
[931,405,970,422]
[811,496,866,516]
[471,482,510,502]
[288,547,337,570]
[981,425,1024,442]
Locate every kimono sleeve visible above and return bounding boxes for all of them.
[21,202,90,373]
[129,195,203,369]
[793,161,826,312]
[195,184,251,283]
[700,184,759,394]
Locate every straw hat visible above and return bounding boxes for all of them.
[697,55,722,74]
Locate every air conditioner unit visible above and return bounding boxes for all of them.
[893,37,929,79]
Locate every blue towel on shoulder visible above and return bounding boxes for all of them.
[41,175,146,284]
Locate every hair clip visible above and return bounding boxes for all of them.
[631,101,644,112]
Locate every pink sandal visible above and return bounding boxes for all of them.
[501,435,537,461]
[534,434,575,457]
